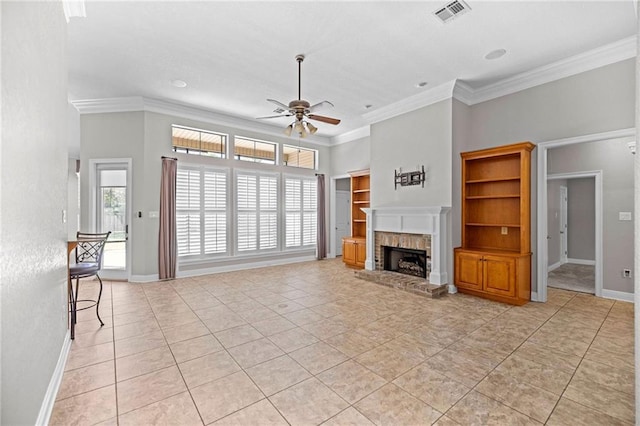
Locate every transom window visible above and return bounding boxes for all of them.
[283,145,317,170]
[172,125,227,158]
[234,136,277,164]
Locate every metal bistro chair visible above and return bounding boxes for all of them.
[69,231,111,340]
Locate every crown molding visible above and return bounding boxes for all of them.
[63,0,86,22]
[452,81,474,105]
[71,97,144,113]
[330,126,370,146]
[362,80,456,124]
[457,36,636,106]
[71,96,332,146]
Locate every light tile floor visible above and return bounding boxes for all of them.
[51,259,635,425]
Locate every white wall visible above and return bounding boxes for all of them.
[1,2,69,423]
[549,140,634,293]
[370,99,452,208]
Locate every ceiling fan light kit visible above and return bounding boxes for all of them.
[257,54,341,138]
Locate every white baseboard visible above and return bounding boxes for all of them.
[129,274,159,283]
[530,291,540,302]
[567,258,596,266]
[176,255,316,279]
[547,262,562,272]
[36,331,72,425]
[601,289,634,303]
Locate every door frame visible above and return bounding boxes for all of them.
[329,173,351,258]
[560,185,568,265]
[88,158,133,280]
[536,128,634,302]
[547,172,602,297]
[335,189,351,256]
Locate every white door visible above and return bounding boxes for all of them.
[92,160,131,280]
[335,190,350,256]
[560,186,568,264]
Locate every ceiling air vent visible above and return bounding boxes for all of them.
[434,0,471,23]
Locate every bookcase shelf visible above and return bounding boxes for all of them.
[343,169,370,269]
[455,142,535,306]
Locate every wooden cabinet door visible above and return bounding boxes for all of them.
[483,255,516,297]
[455,251,483,290]
[355,240,367,267]
[343,240,356,265]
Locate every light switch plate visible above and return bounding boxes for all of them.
[619,212,632,221]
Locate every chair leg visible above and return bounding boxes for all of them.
[69,278,78,340]
[96,273,105,327]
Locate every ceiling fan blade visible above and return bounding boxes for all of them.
[267,99,292,111]
[256,114,293,119]
[308,101,334,113]
[308,114,341,125]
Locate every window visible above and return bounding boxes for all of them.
[172,125,227,158]
[283,145,317,170]
[285,176,317,248]
[176,166,228,257]
[236,171,278,252]
[234,136,277,164]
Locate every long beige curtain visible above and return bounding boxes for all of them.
[316,174,327,259]
[159,157,177,279]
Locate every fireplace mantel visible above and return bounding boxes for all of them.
[361,206,454,292]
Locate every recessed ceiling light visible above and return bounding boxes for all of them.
[171,79,187,88]
[416,82,429,88]
[485,49,507,60]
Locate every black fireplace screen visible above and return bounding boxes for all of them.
[382,246,430,278]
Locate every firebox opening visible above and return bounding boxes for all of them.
[383,246,430,278]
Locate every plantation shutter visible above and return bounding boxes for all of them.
[176,165,228,258]
[285,178,301,247]
[285,176,317,248]
[203,170,227,254]
[302,179,317,245]
[237,174,257,251]
[260,176,278,249]
[176,168,201,256]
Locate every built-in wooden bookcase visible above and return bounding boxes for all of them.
[455,142,535,305]
[343,169,370,269]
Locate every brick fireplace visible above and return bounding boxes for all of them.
[375,232,431,277]
[362,206,454,293]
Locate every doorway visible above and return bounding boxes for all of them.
[535,128,633,302]
[547,176,596,294]
[89,159,132,280]
[335,188,350,256]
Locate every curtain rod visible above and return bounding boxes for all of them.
[162,156,178,161]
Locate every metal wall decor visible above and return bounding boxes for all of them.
[395,166,425,189]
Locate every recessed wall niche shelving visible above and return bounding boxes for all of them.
[342,169,369,269]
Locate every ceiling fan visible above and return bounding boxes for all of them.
[257,54,341,138]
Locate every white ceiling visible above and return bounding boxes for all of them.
[68,1,637,139]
